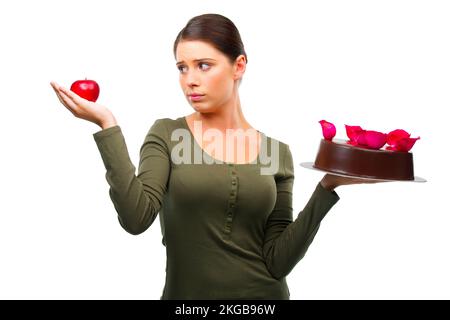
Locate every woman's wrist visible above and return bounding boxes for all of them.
[320,175,338,191]
[100,120,118,130]
[99,114,118,130]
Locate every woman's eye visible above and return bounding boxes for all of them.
[199,62,210,70]
[178,62,210,73]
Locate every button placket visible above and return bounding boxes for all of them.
[224,163,238,234]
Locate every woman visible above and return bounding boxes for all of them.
[50,13,382,299]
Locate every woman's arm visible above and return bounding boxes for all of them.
[93,119,171,235]
[262,144,340,279]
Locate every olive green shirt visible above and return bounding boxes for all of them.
[93,116,340,300]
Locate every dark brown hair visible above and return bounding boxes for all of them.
[173,13,248,65]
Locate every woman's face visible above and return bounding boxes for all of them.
[175,40,245,114]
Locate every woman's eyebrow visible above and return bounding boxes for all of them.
[176,58,217,66]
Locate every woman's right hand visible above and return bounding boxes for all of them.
[50,81,117,129]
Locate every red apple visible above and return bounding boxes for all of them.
[70,78,100,102]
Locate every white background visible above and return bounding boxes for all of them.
[1,0,449,299]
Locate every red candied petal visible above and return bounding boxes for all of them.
[387,129,410,146]
[355,130,367,146]
[319,120,336,141]
[364,130,387,149]
[345,125,364,142]
[392,136,420,152]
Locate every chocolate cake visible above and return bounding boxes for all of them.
[313,138,414,180]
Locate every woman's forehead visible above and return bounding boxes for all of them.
[176,40,222,61]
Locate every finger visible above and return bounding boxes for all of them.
[50,81,63,93]
[50,82,79,115]
[50,82,63,96]
[58,89,80,114]
[51,85,64,103]
[53,90,78,116]
[59,86,84,104]
[51,85,69,107]
[51,86,71,110]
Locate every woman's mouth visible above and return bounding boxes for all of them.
[189,94,204,101]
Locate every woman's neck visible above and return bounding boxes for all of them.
[190,96,253,131]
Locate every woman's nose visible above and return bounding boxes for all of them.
[186,70,200,86]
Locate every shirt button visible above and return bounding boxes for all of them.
[230,203,235,208]
[232,180,236,185]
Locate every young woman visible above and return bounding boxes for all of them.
[50,13,382,299]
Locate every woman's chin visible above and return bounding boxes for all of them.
[191,104,211,112]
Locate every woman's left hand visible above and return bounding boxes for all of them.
[320,173,391,191]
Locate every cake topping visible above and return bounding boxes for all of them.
[319,121,420,152]
[345,125,365,145]
[363,131,388,149]
[386,129,421,152]
[318,120,336,141]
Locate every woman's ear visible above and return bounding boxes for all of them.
[233,54,246,81]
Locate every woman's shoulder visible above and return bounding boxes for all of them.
[150,116,184,128]
[257,131,293,177]
[261,132,291,156]
[144,116,186,137]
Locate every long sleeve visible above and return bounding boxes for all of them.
[93,119,171,235]
[262,144,340,279]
